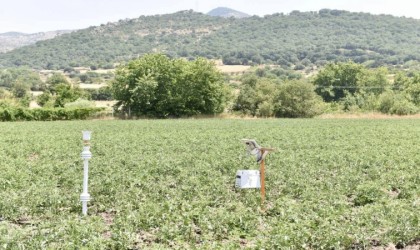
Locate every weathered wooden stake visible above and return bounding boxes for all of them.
[260,149,266,206]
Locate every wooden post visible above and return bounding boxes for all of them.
[260,149,266,206]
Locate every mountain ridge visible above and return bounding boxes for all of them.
[207,7,251,18]
[0,9,418,69]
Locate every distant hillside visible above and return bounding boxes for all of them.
[0,30,73,53]
[0,9,419,70]
[207,7,250,18]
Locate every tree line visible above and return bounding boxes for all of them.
[0,55,419,119]
[112,55,419,118]
[232,62,419,117]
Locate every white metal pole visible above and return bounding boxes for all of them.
[80,157,90,215]
[83,159,89,192]
[81,131,92,216]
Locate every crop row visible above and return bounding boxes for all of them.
[0,119,419,249]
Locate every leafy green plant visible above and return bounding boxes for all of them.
[352,184,386,206]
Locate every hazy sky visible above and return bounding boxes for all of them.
[1,0,419,33]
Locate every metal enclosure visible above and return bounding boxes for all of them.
[236,170,261,189]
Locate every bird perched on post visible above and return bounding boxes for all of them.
[241,139,268,164]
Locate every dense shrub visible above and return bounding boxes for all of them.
[378,91,418,115]
[273,80,324,118]
[233,77,323,118]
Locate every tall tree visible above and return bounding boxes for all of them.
[111,54,227,117]
[11,81,30,98]
[404,73,420,105]
[46,73,70,93]
[314,61,365,102]
[53,84,85,107]
[273,80,324,118]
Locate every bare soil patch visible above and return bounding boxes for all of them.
[318,113,420,119]
[217,65,251,74]
[79,83,107,89]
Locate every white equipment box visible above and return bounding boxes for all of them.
[236,170,261,189]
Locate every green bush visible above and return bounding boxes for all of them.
[378,91,418,115]
[273,81,325,118]
[234,78,324,118]
[0,108,15,121]
[389,99,418,115]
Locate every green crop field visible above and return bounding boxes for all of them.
[0,119,419,249]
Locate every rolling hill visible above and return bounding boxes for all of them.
[0,30,72,53]
[0,9,419,70]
